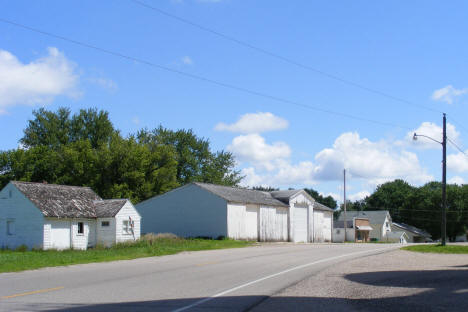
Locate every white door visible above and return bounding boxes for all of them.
[293,207,308,243]
[245,206,258,240]
[51,221,71,250]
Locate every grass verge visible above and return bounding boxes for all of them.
[402,244,468,254]
[0,235,253,273]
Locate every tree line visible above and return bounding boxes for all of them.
[340,179,468,241]
[0,107,242,203]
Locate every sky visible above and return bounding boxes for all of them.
[1,0,468,204]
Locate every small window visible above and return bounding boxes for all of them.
[7,220,15,235]
[122,220,131,235]
[77,222,84,234]
[101,221,110,227]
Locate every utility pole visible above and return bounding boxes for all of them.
[343,169,347,242]
[442,113,447,246]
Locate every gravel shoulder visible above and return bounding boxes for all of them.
[252,248,468,312]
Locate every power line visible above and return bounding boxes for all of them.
[0,17,412,130]
[447,137,468,157]
[447,115,468,138]
[131,0,442,115]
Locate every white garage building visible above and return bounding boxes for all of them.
[0,181,141,250]
[137,183,334,242]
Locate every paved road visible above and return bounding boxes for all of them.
[0,243,399,312]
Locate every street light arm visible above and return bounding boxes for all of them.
[413,133,442,145]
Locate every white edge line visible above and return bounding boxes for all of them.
[172,245,400,312]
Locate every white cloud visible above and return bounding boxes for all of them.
[348,191,371,201]
[215,112,289,134]
[0,47,78,112]
[432,85,467,104]
[448,176,465,185]
[181,56,193,65]
[227,133,291,171]
[236,131,433,188]
[88,77,117,91]
[313,132,432,185]
[447,150,468,173]
[406,121,459,149]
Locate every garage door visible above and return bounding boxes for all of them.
[293,207,308,242]
[51,221,71,250]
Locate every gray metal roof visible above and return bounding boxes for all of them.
[334,220,354,228]
[392,222,431,238]
[11,181,127,218]
[194,183,288,207]
[314,202,334,212]
[386,231,407,239]
[270,190,302,204]
[337,210,390,225]
[95,199,128,217]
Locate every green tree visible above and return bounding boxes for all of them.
[304,188,337,209]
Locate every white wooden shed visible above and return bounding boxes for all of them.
[0,181,141,250]
[137,183,334,243]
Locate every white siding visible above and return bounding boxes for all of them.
[293,206,308,242]
[259,206,288,242]
[245,205,259,240]
[289,192,313,243]
[227,203,246,240]
[0,183,44,249]
[115,201,141,243]
[96,218,116,246]
[48,219,71,250]
[322,211,332,242]
[333,228,355,242]
[313,211,324,242]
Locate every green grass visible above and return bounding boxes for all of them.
[0,235,253,273]
[402,244,468,254]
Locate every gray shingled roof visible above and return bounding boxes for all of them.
[95,199,128,217]
[392,222,431,238]
[12,181,127,218]
[270,190,302,204]
[314,201,334,212]
[334,220,354,228]
[337,210,390,225]
[194,183,288,207]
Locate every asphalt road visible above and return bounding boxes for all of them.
[0,243,400,312]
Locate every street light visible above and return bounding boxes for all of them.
[413,113,447,246]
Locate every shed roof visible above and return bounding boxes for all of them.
[334,220,354,229]
[193,183,288,207]
[313,201,335,212]
[392,222,431,238]
[11,181,128,218]
[337,210,390,225]
[94,199,128,217]
[270,190,303,204]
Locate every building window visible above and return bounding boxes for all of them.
[7,220,15,235]
[101,221,110,227]
[123,220,131,235]
[77,222,84,235]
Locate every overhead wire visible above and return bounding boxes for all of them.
[130,0,443,115]
[0,17,413,130]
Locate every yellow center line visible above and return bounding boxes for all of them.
[196,261,219,267]
[1,286,64,300]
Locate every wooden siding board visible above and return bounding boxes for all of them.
[115,201,141,243]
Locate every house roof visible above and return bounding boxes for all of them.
[11,181,128,218]
[334,220,354,228]
[337,210,390,225]
[94,199,128,217]
[392,222,431,238]
[193,183,288,207]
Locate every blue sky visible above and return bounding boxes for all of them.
[1,0,468,203]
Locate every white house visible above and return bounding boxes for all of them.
[391,222,432,243]
[337,211,392,241]
[136,183,334,243]
[0,181,141,250]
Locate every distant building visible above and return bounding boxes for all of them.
[137,183,334,242]
[333,217,373,243]
[391,222,432,243]
[337,211,392,241]
[0,181,141,250]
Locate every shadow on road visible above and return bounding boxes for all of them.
[15,269,467,312]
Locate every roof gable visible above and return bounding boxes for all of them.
[95,199,128,217]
